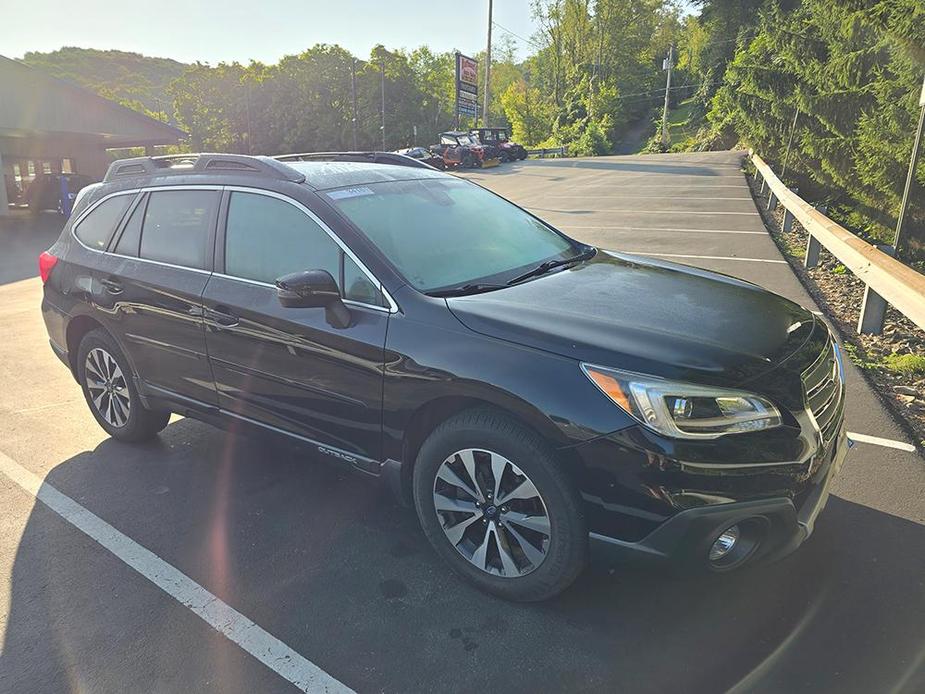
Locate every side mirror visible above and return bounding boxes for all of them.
[275,269,351,329]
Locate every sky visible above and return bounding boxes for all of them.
[1,0,543,64]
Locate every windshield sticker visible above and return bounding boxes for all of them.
[326,187,375,201]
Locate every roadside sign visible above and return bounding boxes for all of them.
[457,54,478,88]
[456,53,478,119]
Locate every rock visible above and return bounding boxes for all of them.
[898,394,916,404]
[894,386,919,396]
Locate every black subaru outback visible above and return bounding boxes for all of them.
[39,153,848,601]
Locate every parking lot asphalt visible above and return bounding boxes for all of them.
[2,152,924,694]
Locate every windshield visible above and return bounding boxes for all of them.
[457,135,476,146]
[326,178,578,292]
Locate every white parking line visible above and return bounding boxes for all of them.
[563,225,766,235]
[531,209,758,216]
[622,252,787,264]
[536,195,753,201]
[847,432,917,453]
[0,450,354,694]
[573,183,750,189]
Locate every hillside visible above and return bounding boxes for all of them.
[21,47,187,121]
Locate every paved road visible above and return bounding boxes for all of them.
[1,152,924,694]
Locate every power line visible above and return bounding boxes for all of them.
[614,80,721,102]
[491,21,544,50]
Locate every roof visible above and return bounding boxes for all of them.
[0,55,185,146]
[285,161,447,190]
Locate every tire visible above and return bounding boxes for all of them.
[76,329,170,442]
[413,407,587,601]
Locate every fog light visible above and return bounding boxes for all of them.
[709,525,740,562]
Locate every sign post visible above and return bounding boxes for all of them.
[456,53,479,129]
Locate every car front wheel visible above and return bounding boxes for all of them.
[413,408,587,601]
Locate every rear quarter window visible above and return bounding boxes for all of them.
[73,195,132,250]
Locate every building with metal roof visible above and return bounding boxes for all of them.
[1,55,185,215]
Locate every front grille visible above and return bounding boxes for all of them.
[802,339,844,443]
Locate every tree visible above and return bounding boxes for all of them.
[708,0,925,254]
[500,80,556,146]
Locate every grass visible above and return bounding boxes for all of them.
[666,97,699,142]
[883,353,925,376]
[843,343,925,377]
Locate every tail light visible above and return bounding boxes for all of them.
[38,251,58,284]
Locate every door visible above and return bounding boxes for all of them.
[98,187,220,407]
[202,188,391,464]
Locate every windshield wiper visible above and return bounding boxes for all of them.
[428,283,508,298]
[506,247,596,286]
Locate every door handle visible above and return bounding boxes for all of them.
[101,278,123,295]
[207,307,239,327]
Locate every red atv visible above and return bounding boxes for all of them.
[429,132,499,169]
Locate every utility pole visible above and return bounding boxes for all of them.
[351,59,358,150]
[781,107,799,179]
[483,0,492,127]
[380,58,386,150]
[660,45,674,149]
[893,73,925,256]
[244,80,253,154]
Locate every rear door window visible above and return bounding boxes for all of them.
[74,195,132,250]
[139,190,218,269]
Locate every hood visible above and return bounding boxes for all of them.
[447,250,819,388]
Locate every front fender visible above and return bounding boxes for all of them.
[381,304,635,463]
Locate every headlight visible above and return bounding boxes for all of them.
[581,363,782,439]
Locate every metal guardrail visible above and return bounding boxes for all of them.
[750,152,925,335]
[526,147,567,158]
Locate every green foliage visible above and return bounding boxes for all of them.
[521,0,687,153]
[883,353,925,376]
[165,43,529,155]
[706,0,925,257]
[500,80,557,146]
[22,47,186,122]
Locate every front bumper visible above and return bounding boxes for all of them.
[588,426,850,570]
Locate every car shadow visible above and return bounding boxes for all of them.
[3,418,924,693]
[0,210,65,285]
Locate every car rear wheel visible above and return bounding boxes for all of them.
[77,329,170,442]
[413,407,587,601]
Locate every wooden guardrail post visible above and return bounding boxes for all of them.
[781,188,797,233]
[767,192,778,212]
[804,204,824,268]
[782,207,794,233]
[858,244,895,335]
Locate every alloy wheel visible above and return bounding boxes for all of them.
[85,347,131,428]
[433,448,551,577]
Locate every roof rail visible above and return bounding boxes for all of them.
[273,151,434,170]
[103,153,306,183]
